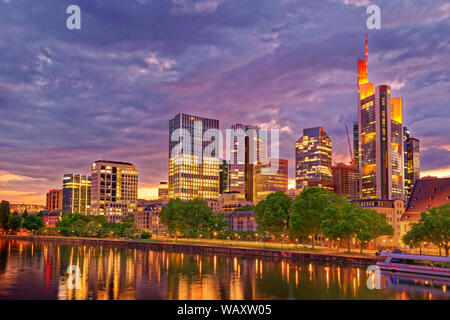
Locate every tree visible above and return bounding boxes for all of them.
[254,191,292,238]
[0,200,11,230]
[22,209,29,219]
[355,207,393,253]
[289,187,338,248]
[160,198,223,238]
[404,204,450,256]
[7,215,23,231]
[322,203,362,253]
[23,214,44,231]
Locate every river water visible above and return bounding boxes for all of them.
[0,239,447,300]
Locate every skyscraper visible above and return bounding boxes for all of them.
[46,189,63,211]
[229,123,266,200]
[403,127,420,200]
[252,158,289,204]
[332,163,358,200]
[357,35,404,200]
[295,127,333,190]
[62,174,91,214]
[168,113,220,200]
[90,160,138,222]
[219,160,231,194]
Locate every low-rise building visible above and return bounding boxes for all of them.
[135,202,165,232]
[43,210,62,227]
[224,210,257,232]
[219,192,254,212]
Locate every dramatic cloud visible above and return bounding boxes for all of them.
[0,0,449,204]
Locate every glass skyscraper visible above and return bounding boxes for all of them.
[403,127,420,200]
[295,127,333,190]
[62,174,91,214]
[168,113,220,200]
[356,35,404,200]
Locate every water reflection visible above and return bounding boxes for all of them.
[0,239,447,300]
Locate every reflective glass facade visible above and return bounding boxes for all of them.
[62,174,91,214]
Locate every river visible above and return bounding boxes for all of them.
[0,239,447,300]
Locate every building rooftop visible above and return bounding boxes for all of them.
[406,177,450,214]
[225,210,256,218]
[94,160,134,166]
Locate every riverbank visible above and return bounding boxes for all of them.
[0,234,382,265]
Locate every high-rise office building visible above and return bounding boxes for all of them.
[295,127,333,190]
[219,160,231,194]
[229,123,266,200]
[252,158,288,204]
[158,181,169,199]
[332,163,358,200]
[46,189,63,211]
[62,174,91,214]
[357,35,404,200]
[403,127,420,200]
[90,160,138,222]
[168,113,220,200]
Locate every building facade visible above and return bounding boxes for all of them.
[62,174,91,214]
[252,158,289,204]
[158,181,169,199]
[168,113,220,200]
[219,160,231,194]
[403,127,420,201]
[135,202,164,232]
[224,210,257,232]
[228,123,266,200]
[90,160,138,222]
[356,36,404,200]
[295,127,333,190]
[46,189,63,211]
[332,163,358,200]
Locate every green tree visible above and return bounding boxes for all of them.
[22,209,29,219]
[7,214,23,231]
[322,203,363,253]
[0,200,11,230]
[403,222,426,254]
[254,191,292,238]
[289,187,337,248]
[403,204,450,256]
[23,214,44,231]
[355,207,393,253]
[160,198,225,238]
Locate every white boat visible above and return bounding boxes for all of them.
[376,251,450,277]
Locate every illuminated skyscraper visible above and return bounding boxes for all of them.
[252,158,288,204]
[332,163,358,200]
[219,160,231,194]
[356,35,404,200]
[295,127,333,190]
[229,123,266,200]
[168,113,220,200]
[90,160,138,222]
[403,127,420,200]
[62,174,91,214]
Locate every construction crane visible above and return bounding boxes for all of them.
[345,124,354,165]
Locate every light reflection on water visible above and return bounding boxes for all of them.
[0,239,447,300]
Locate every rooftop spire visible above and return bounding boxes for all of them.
[365,33,368,61]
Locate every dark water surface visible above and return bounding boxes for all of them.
[0,239,447,300]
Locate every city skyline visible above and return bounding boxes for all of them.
[1,1,449,205]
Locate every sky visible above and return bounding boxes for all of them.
[0,0,449,204]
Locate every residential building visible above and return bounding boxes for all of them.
[225,210,257,232]
[356,35,405,200]
[135,201,165,232]
[332,163,358,200]
[400,177,450,242]
[168,113,220,200]
[46,189,63,211]
[90,160,138,222]
[62,174,91,214]
[43,210,61,227]
[295,127,333,191]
